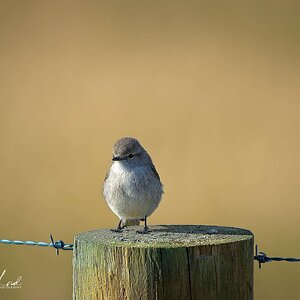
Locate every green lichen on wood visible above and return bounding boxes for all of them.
[75,225,253,248]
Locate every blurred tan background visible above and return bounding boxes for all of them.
[0,0,299,299]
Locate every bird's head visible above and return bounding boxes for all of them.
[112,137,151,166]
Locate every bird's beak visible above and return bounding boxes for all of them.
[112,156,123,161]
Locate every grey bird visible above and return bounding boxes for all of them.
[103,137,163,233]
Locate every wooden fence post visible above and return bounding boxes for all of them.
[73,225,253,300]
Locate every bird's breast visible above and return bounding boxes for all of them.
[104,162,162,198]
[103,162,163,219]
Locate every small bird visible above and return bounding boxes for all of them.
[103,137,163,233]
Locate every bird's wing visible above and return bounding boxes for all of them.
[150,163,161,181]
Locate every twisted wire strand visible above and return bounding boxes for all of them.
[0,234,73,255]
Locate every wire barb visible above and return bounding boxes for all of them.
[49,234,73,255]
[254,245,300,269]
[0,234,73,255]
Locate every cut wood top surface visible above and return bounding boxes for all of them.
[75,225,253,248]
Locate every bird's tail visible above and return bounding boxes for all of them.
[123,219,141,227]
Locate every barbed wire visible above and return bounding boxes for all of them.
[253,245,300,269]
[0,234,73,255]
[1,236,300,267]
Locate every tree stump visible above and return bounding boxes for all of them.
[73,225,253,300]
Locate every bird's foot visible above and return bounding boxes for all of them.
[111,225,126,233]
[111,228,123,233]
[111,220,127,233]
[137,226,150,234]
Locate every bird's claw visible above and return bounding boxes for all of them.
[137,226,150,234]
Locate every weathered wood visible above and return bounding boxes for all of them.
[73,225,253,300]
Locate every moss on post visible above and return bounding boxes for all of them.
[73,225,253,300]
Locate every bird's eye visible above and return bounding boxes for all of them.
[128,154,135,159]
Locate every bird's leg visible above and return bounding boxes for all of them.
[137,216,149,234]
[144,216,149,233]
[111,219,125,232]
